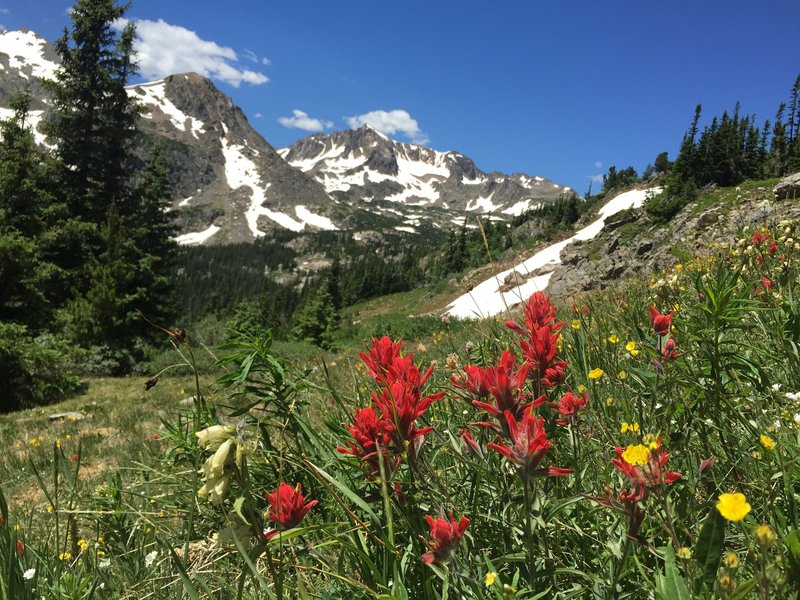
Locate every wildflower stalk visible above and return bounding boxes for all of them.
[610,536,631,600]
[522,471,536,589]
[182,343,203,563]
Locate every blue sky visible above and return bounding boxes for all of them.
[4,0,799,193]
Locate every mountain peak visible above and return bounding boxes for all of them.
[281,127,574,214]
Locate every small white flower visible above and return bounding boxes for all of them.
[785,392,800,401]
[144,550,158,567]
[22,568,35,580]
[655,403,663,410]
[99,557,111,569]
[771,383,782,391]
[774,419,782,430]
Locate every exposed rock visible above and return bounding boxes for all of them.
[499,270,527,292]
[697,209,720,229]
[774,172,800,200]
[635,239,653,256]
[48,411,86,422]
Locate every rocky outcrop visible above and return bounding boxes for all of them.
[774,172,800,200]
[547,186,800,298]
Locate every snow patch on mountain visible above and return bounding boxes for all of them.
[131,81,205,138]
[0,30,58,81]
[176,224,220,245]
[445,187,662,319]
[0,106,48,145]
[295,205,338,230]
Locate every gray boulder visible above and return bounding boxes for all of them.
[774,172,800,200]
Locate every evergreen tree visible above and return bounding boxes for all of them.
[0,93,56,327]
[42,0,177,366]
[45,0,139,226]
[292,285,338,350]
[770,104,788,176]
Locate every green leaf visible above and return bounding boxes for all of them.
[694,509,726,592]
[785,530,800,589]
[662,546,691,600]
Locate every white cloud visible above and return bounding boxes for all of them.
[589,173,604,184]
[278,109,332,132]
[119,18,269,87]
[243,48,271,66]
[345,109,428,144]
[254,112,263,119]
[594,160,603,169]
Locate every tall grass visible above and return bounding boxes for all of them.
[4,220,800,598]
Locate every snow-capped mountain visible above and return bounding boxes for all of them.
[128,74,336,244]
[0,28,578,246]
[0,29,338,245]
[280,125,575,218]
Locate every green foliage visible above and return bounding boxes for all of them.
[292,285,339,349]
[602,165,639,192]
[0,323,80,412]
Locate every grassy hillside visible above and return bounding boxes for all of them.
[4,179,800,597]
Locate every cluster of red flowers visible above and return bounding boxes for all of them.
[505,291,569,392]
[752,229,779,259]
[338,337,444,478]
[454,292,575,479]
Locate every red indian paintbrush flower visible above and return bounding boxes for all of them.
[372,381,444,452]
[661,338,678,363]
[385,354,434,396]
[612,441,681,503]
[752,230,770,246]
[505,291,564,334]
[421,514,470,565]
[360,336,404,383]
[460,350,533,421]
[648,306,674,336]
[264,482,318,534]
[505,292,568,390]
[337,406,399,478]
[488,408,572,476]
[552,390,589,426]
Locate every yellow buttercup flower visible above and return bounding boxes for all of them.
[605,396,615,406]
[622,444,650,465]
[760,434,776,451]
[576,384,587,394]
[724,552,740,568]
[618,370,628,380]
[621,444,650,465]
[59,551,72,561]
[620,422,640,434]
[676,547,692,560]
[755,524,775,549]
[642,433,659,449]
[571,319,581,330]
[717,492,751,522]
[484,572,497,587]
[588,368,604,380]
[625,341,637,352]
[77,539,88,551]
[608,334,619,344]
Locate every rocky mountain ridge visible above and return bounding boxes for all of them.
[0,28,577,245]
[280,125,575,221]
